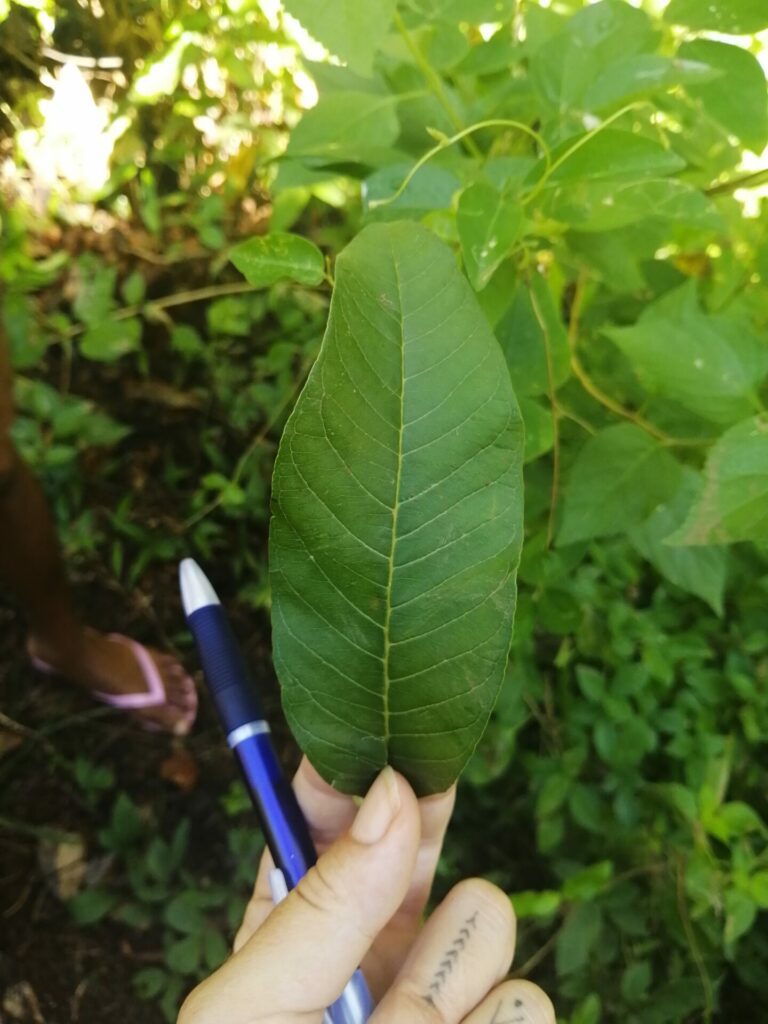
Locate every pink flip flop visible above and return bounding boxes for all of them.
[28,633,198,736]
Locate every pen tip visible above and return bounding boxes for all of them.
[179,558,221,615]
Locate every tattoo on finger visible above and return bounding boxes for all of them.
[490,996,527,1023]
[421,910,479,1007]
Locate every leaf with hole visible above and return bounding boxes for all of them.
[269,221,524,796]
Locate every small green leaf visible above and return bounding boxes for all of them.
[530,131,686,190]
[68,889,118,925]
[132,967,169,1000]
[669,416,768,545]
[562,861,613,901]
[121,270,146,306]
[519,397,554,464]
[496,278,570,398]
[724,889,757,949]
[511,890,562,918]
[203,928,229,971]
[556,903,602,976]
[229,233,325,289]
[165,933,203,975]
[621,961,652,1003]
[665,0,768,35]
[165,893,206,934]
[571,994,602,1024]
[558,425,681,546]
[80,317,142,362]
[457,182,523,291]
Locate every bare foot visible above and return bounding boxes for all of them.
[27,627,197,735]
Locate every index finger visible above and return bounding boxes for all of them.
[234,757,455,954]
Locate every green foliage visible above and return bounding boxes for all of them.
[3,0,768,1020]
[270,221,523,796]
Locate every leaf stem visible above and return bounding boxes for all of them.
[393,9,482,158]
[705,165,768,197]
[566,273,708,449]
[60,281,261,340]
[369,119,549,210]
[527,277,561,548]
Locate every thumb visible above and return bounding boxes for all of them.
[179,767,421,1023]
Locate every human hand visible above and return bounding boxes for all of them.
[179,760,555,1023]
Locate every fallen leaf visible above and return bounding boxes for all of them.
[0,728,23,758]
[37,834,87,901]
[2,981,44,1023]
[160,747,200,792]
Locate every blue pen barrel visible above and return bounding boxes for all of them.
[187,604,316,888]
[234,732,316,888]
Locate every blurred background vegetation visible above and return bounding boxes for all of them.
[1,1,768,1021]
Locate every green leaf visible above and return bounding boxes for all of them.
[669,415,768,545]
[363,164,460,221]
[270,222,524,796]
[68,889,118,925]
[665,0,768,34]
[281,0,396,75]
[165,933,203,975]
[724,889,757,949]
[621,961,652,1003]
[543,178,719,233]
[229,233,325,289]
[556,902,602,976]
[534,131,686,189]
[284,92,400,165]
[529,1,657,113]
[164,893,206,934]
[133,967,169,1000]
[457,182,523,291]
[562,860,614,901]
[202,928,228,971]
[571,994,602,1024]
[629,468,728,614]
[519,397,554,464]
[582,54,719,112]
[606,283,767,425]
[496,279,570,398]
[558,425,681,546]
[121,270,146,306]
[80,317,142,362]
[511,890,562,918]
[678,40,768,154]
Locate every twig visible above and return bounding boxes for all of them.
[676,858,714,1022]
[370,118,549,210]
[526,277,561,548]
[60,281,261,340]
[566,272,710,448]
[510,920,563,978]
[706,166,768,197]
[393,10,482,158]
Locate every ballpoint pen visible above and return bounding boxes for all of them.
[179,558,375,1024]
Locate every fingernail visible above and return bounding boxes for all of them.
[350,767,401,844]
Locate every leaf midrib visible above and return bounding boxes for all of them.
[381,245,406,753]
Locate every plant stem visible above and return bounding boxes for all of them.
[60,281,261,340]
[706,166,768,197]
[393,10,482,158]
[527,278,562,548]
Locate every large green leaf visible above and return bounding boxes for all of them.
[605,282,767,425]
[558,425,681,546]
[629,469,728,614]
[529,1,657,114]
[281,0,396,75]
[678,40,768,154]
[283,92,400,166]
[665,0,768,34]
[669,416,768,545]
[270,222,524,795]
